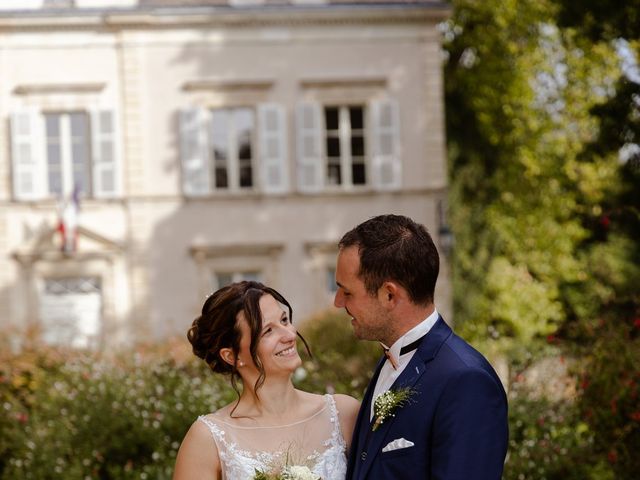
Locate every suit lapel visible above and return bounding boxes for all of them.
[357,317,452,480]
[349,355,385,479]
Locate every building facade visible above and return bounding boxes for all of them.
[0,0,451,349]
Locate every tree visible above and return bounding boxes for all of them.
[443,0,640,476]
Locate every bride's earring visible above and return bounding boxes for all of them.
[238,360,245,367]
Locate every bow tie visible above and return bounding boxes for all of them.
[380,334,426,370]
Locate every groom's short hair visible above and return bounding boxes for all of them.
[339,214,439,305]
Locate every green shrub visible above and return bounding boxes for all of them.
[503,395,597,480]
[0,345,235,480]
[295,309,381,399]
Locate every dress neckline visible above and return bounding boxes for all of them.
[207,393,331,430]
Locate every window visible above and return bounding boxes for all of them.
[210,107,255,190]
[10,108,119,201]
[326,267,338,295]
[212,270,263,290]
[324,106,366,186]
[39,276,102,349]
[295,98,400,192]
[45,112,92,196]
[180,104,288,196]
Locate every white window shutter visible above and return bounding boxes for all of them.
[10,109,46,201]
[258,103,289,194]
[91,109,121,198]
[370,98,401,191]
[295,102,324,193]
[179,108,210,197]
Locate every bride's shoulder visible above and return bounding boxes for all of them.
[332,394,361,418]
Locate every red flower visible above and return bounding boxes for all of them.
[546,334,557,344]
[634,318,640,329]
[15,412,28,424]
[608,450,618,464]
[610,399,618,414]
[600,216,610,228]
[630,411,640,422]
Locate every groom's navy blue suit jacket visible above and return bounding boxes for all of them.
[347,317,508,480]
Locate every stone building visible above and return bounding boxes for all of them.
[0,0,451,348]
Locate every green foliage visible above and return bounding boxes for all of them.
[445,0,623,349]
[0,344,235,480]
[504,396,595,480]
[445,1,639,478]
[295,309,381,399]
[0,312,381,479]
[574,313,640,476]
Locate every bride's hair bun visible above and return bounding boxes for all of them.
[187,285,247,376]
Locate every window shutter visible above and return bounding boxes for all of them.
[91,110,120,198]
[179,108,210,197]
[258,103,289,194]
[295,102,324,193]
[10,109,45,201]
[370,98,401,191]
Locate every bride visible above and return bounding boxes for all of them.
[173,281,360,480]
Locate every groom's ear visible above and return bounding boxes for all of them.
[379,281,400,309]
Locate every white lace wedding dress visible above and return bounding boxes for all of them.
[198,394,348,480]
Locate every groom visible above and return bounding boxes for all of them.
[334,214,508,479]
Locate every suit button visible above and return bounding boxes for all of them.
[361,452,367,461]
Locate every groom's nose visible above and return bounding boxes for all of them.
[334,288,345,308]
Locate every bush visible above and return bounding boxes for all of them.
[0,312,380,479]
[0,342,235,480]
[504,391,597,480]
[295,309,381,399]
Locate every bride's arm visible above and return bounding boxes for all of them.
[173,420,221,480]
[333,394,361,454]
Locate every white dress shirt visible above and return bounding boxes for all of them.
[370,309,440,420]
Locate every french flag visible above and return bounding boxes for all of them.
[57,185,80,253]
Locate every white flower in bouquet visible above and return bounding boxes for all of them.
[282,465,320,480]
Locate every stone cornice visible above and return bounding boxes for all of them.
[0,4,451,31]
[183,78,275,91]
[189,243,284,259]
[13,83,107,95]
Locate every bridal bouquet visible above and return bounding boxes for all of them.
[253,465,321,480]
[252,441,322,480]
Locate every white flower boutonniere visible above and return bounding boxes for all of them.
[372,387,416,431]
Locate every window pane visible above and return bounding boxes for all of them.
[235,109,254,188]
[71,113,90,195]
[239,165,253,188]
[241,271,262,282]
[327,163,341,185]
[352,162,366,185]
[351,136,365,156]
[215,168,228,188]
[327,267,337,294]
[211,110,229,189]
[235,109,254,161]
[211,110,229,161]
[326,136,340,157]
[216,273,233,288]
[70,112,87,136]
[350,107,364,129]
[324,107,339,131]
[45,114,62,195]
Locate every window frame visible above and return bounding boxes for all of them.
[10,106,121,201]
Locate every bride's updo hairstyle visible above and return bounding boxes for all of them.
[187,281,311,398]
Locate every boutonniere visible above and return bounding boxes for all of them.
[372,387,416,431]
